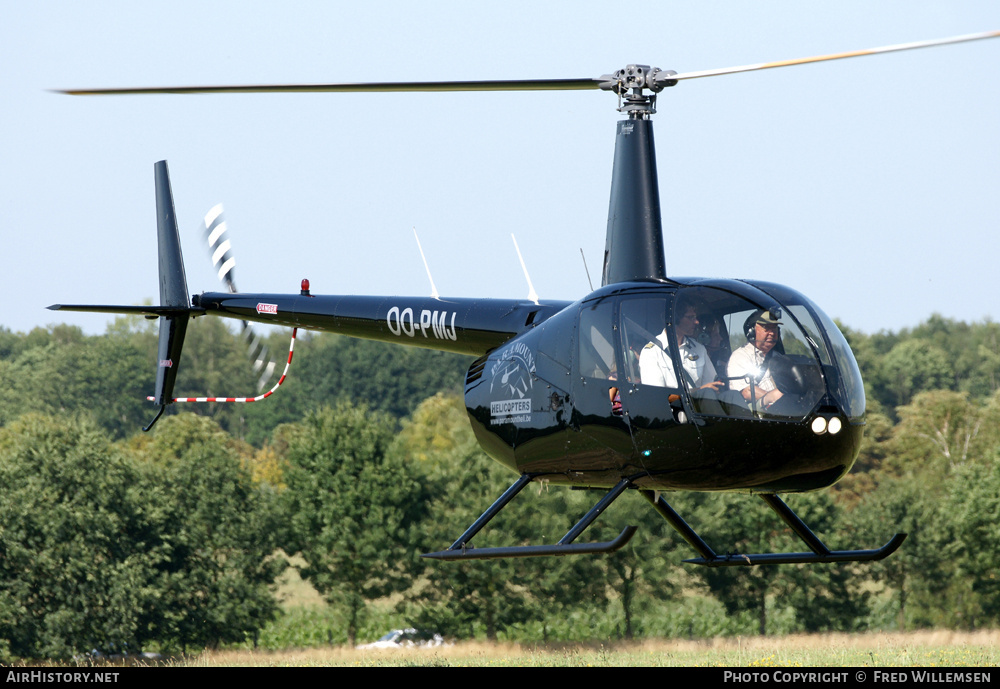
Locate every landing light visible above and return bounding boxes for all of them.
[828,416,843,435]
[811,417,828,435]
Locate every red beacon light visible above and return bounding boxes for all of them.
[300,278,311,296]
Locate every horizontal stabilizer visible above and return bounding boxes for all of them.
[47,303,203,318]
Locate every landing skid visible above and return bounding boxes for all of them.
[642,490,906,567]
[421,474,905,566]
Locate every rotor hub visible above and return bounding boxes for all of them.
[598,64,678,116]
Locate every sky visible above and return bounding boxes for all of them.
[3,1,999,337]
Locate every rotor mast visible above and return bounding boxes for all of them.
[599,65,677,287]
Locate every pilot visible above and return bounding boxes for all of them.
[728,308,784,410]
[639,301,725,392]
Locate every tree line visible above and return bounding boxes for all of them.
[1,314,998,659]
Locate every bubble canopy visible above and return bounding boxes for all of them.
[648,278,866,423]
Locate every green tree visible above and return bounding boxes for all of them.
[281,404,424,645]
[0,326,29,360]
[889,390,992,476]
[590,492,692,640]
[0,334,151,437]
[834,410,894,507]
[240,332,469,445]
[947,455,1000,628]
[969,320,1000,396]
[169,317,261,439]
[838,322,883,412]
[858,389,1000,630]
[134,413,285,650]
[877,339,953,411]
[406,442,541,641]
[692,492,868,635]
[849,475,940,631]
[0,415,153,659]
[0,412,285,660]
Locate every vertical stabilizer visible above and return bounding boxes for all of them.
[150,161,191,412]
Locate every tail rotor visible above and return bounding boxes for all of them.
[202,204,276,391]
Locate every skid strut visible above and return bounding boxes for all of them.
[422,476,637,561]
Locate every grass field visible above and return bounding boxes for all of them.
[182,562,999,667]
[179,630,998,667]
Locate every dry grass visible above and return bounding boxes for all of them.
[174,630,1000,667]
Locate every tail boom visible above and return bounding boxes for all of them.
[193,291,571,358]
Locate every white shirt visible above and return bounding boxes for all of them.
[639,330,717,389]
[727,342,777,393]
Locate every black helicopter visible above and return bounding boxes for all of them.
[50,30,999,567]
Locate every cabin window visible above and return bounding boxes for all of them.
[578,299,617,381]
[535,308,575,388]
[671,286,828,421]
[619,297,676,389]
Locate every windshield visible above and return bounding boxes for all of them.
[576,282,865,425]
[660,284,829,421]
[746,281,865,421]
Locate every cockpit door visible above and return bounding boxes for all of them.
[568,297,635,477]
[616,295,705,468]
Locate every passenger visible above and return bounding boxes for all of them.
[639,302,725,392]
[700,314,731,376]
[728,308,784,411]
[608,365,622,416]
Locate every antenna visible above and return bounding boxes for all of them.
[511,234,539,305]
[580,248,594,292]
[413,228,440,299]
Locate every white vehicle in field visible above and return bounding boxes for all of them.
[356,628,446,649]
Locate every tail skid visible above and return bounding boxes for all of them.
[152,328,298,404]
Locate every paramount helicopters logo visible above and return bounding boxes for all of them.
[488,342,535,426]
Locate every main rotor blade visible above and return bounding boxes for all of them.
[55,30,999,98]
[669,29,1000,82]
[57,78,604,96]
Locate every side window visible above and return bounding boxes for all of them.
[619,297,676,389]
[536,308,575,389]
[576,298,621,417]
[578,299,617,381]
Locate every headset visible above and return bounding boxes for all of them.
[744,307,782,341]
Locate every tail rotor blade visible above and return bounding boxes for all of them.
[242,323,277,391]
[204,203,238,292]
[202,203,277,392]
